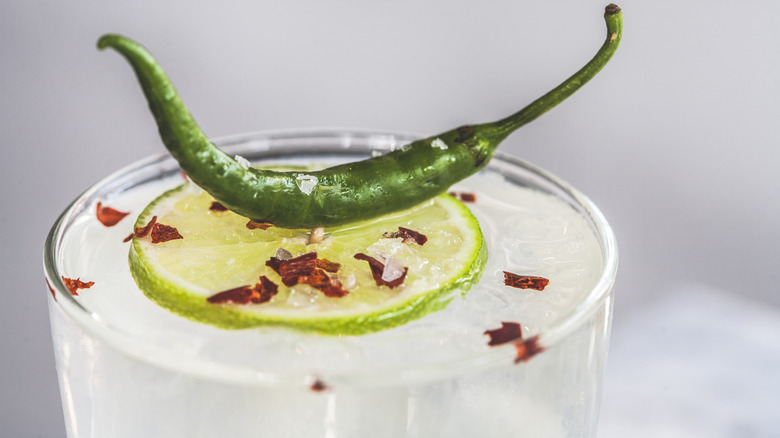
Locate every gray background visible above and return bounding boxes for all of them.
[2,0,779,436]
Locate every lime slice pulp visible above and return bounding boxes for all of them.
[129,183,486,336]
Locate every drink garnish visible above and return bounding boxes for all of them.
[96,201,130,227]
[264,252,349,297]
[297,270,349,298]
[354,253,408,289]
[61,276,95,296]
[383,227,428,246]
[266,252,318,287]
[127,184,484,335]
[485,322,545,363]
[96,5,622,229]
[207,277,279,305]
[149,223,183,244]
[308,377,329,392]
[503,272,550,291]
[209,201,228,212]
[514,336,545,363]
[113,5,621,333]
[449,192,477,203]
[126,215,183,243]
[484,322,524,346]
[246,220,273,230]
[133,215,157,238]
[316,258,341,273]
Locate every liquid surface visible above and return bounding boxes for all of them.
[56,158,604,380]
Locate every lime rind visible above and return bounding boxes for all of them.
[129,183,486,336]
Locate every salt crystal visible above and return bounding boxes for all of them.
[234,155,251,169]
[308,226,326,244]
[296,174,318,195]
[276,248,293,260]
[344,273,357,289]
[381,257,406,283]
[431,138,448,150]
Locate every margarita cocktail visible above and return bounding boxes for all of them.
[45,129,617,437]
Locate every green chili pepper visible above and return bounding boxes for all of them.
[98,4,622,229]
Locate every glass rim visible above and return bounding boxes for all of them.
[43,128,618,388]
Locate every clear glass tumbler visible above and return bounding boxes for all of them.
[44,129,618,437]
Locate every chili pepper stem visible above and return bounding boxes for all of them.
[476,4,623,145]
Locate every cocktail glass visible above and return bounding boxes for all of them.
[44,129,618,437]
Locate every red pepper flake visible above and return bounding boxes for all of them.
[96,201,130,227]
[128,216,183,243]
[265,257,282,275]
[246,219,274,230]
[279,252,318,286]
[181,171,189,181]
[459,192,477,203]
[383,227,428,246]
[503,272,550,291]
[150,223,183,243]
[266,252,349,297]
[353,253,408,288]
[484,322,523,346]
[514,335,545,363]
[298,269,349,298]
[319,278,348,297]
[61,276,94,296]
[46,279,56,300]
[134,216,158,238]
[207,276,279,305]
[209,201,228,212]
[316,258,341,273]
[266,252,317,287]
[295,269,329,288]
[309,378,329,392]
[122,232,134,243]
[449,191,477,203]
[207,285,253,304]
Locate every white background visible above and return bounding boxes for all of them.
[2,0,779,436]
